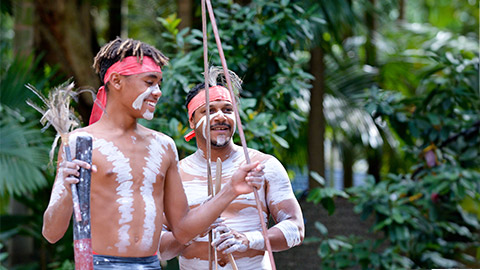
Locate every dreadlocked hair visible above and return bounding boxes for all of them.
[92,37,169,83]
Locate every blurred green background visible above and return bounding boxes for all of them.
[0,0,478,269]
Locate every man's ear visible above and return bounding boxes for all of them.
[189,116,195,129]
[109,73,122,91]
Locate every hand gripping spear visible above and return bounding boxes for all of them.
[200,1,276,269]
[214,158,239,270]
[27,82,94,270]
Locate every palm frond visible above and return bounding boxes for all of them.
[0,107,49,196]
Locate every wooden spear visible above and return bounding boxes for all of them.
[204,1,276,268]
[200,1,215,269]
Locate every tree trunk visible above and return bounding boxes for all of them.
[365,0,376,67]
[308,46,326,188]
[367,146,382,182]
[364,0,382,182]
[33,0,100,124]
[177,0,193,30]
[13,0,34,57]
[108,0,122,40]
[398,0,405,21]
[342,145,354,188]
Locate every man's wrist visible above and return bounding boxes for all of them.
[244,231,265,250]
[219,181,238,200]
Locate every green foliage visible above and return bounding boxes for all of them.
[0,11,70,267]
[307,187,348,216]
[144,0,316,164]
[309,31,480,269]
[311,233,415,270]
[0,106,49,197]
[0,51,59,199]
[0,54,58,108]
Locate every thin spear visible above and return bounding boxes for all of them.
[204,1,276,268]
[201,1,215,269]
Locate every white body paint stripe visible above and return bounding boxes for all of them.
[273,219,301,248]
[94,138,134,253]
[139,134,166,251]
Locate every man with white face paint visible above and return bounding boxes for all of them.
[158,82,305,270]
[42,38,265,270]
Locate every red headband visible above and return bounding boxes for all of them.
[89,56,162,125]
[184,85,233,141]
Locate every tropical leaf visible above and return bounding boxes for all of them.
[0,106,49,196]
[0,53,59,109]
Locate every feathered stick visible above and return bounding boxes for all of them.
[26,82,84,222]
[206,66,243,94]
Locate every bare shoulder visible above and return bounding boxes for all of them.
[68,124,104,138]
[67,127,95,143]
[138,125,178,156]
[246,147,288,178]
[246,147,275,164]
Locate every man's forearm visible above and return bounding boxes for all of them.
[158,231,186,260]
[269,219,304,251]
[172,183,237,244]
[42,191,73,243]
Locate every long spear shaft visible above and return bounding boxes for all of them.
[204,1,276,269]
[201,1,215,269]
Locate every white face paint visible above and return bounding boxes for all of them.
[143,110,154,120]
[195,110,236,145]
[216,135,226,146]
[94,138,134,253]
[132,84,160,110]
[139,134,167,251]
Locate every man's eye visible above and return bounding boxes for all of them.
[146,81,153,85]
[224,108,233,113]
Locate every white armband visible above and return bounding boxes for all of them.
[244,230,265,250]
[273,220,301,248]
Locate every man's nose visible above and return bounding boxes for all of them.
[212,111,227,122]
[151,85,162,98]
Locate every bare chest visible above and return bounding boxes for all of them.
[90,136,170,189]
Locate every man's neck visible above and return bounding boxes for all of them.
[97,106,139,133]
[198,142,237,162]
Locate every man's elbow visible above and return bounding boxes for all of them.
[298,223,305,244]
[42,225,61,244]
[158,250,176,261]
[171,229,191,245]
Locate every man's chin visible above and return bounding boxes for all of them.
[211,135,231,148]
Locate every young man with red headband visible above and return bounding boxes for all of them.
[42,38,265,269]
[158,81,305,269]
